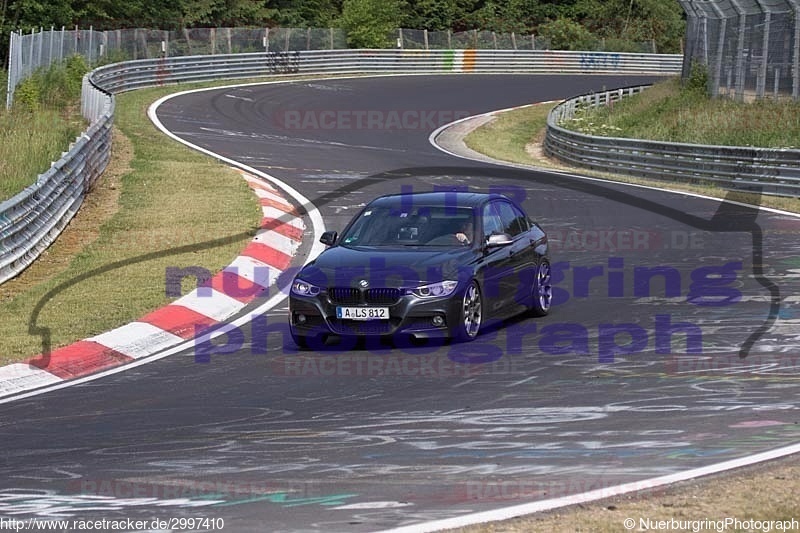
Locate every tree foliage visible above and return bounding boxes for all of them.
[339,0,404,48]
[1,0,687,66]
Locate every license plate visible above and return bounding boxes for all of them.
[336,307,389,321]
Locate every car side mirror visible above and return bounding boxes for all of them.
[486,233,513,248]
[319,231,338,246]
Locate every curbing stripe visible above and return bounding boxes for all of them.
[0,77,326,405]
[262,206,305,230]
[207,270,266,303]
[251,187,294,207]
[253,228,302,257]
[173,288,248,321]
[139,305,219,340]
[27,341,133,380]
[222,255,275,288]
[0,166,304,399]
[0,363,63,396]
[88,322,185,360]
[240,242,293,270]
[259,196,300,215]
[260,217,305,241]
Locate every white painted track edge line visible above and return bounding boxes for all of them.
[379,442,800,533]
[414,103,800,533]
[0,77,329,405]
[428,104,800,220]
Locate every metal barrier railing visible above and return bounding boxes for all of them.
[0,49,682,285]
[0,75,113,284]
[544,86,800,196]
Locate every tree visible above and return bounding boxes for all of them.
[537,17,595,50]
[575,0,684,53]
[339,0,404,48]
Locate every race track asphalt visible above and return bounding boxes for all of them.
[1,74,799,532]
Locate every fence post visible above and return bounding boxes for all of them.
[60,26,65,62]
[329,27,334,49]
[755,1,771,98]
[183,27,192,55]
[424,29,428,50]
[210,28,216,54]
[37,27,43,68]
[794,2,800,99]
[163,30,169,57]
[265,27,270,52]
[48,26,54,65]
[6,31,15,109]
[398,28,404,49]
[28,28,34,75]
[226,27,232,54]
[511,32,516,50]
[88,25,94,64]
[472,29,478,48]
[532,34,536,50]
[713,16,727,97]
[774,67,781,97]
[492,31,498,49]
[734,7,747,101]
[284,28,290,51]
[447,29,451,48]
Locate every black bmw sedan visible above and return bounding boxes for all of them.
[288,191,551,348]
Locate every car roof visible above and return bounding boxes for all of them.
[367,191,511,209]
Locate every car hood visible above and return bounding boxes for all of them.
[297,245,479,288]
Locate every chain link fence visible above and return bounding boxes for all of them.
[6,26,663,109]
[680,0,800,100]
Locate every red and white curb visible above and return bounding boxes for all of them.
[0,169,304,399]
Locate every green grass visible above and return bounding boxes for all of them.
[463,104,553,165]
[0,59,88,200]
[0,83,263,364]
[561,77,800,148]
[464,88,800,214]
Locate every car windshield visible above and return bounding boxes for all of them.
[339,205,476,247]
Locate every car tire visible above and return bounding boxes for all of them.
[456,280,483,342]
[529,258,552,317]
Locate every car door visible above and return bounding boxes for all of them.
[495,200,538,312]
[479,200,517,313]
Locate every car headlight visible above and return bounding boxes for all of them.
[291,279,321,296]
[407,280,458,298]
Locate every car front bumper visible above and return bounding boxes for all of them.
[289,291,464,340]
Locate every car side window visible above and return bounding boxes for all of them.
[482,202,504,238]
[496,201,529,237]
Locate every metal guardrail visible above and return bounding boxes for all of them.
[0,76,113,285]
[0,49,682,285]
[89,49,683,93]
[545,86,800,196]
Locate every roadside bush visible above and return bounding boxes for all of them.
[684,61,709,95]
[537,18,596,51]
